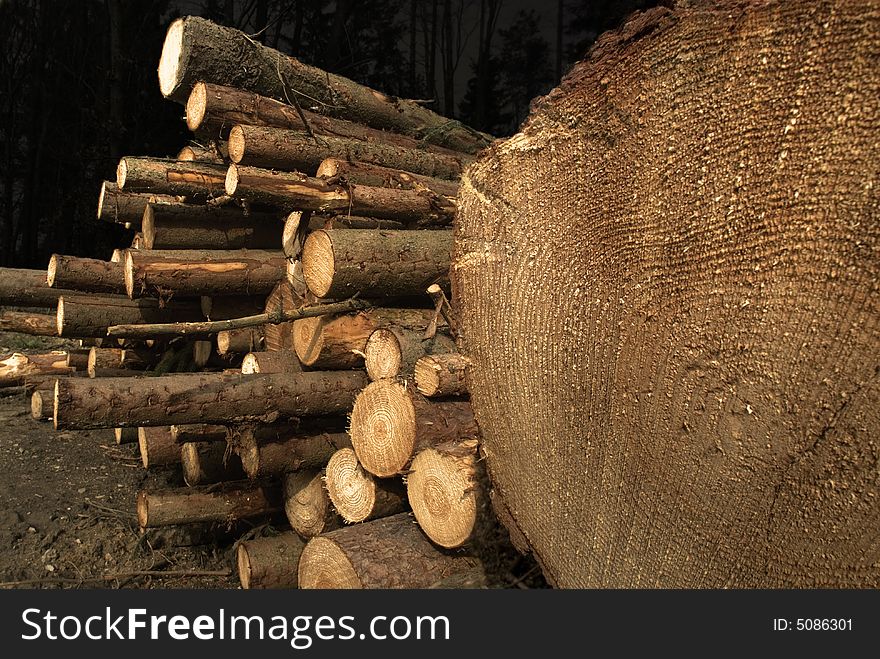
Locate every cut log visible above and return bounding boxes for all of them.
[298,513,482,589]
[228,125,467,180]
[217,327,263,354]
[364,327,456,381]
[317,159,459,198]
[66,349,91,370]
[349,380,478,477]
[226,165,455,224]
[407,440,482,548]
[30,389,53,421]
[47,255,125,295]
[142,201,281,250]
[137,481,282,528]
[130,233,145,249]
[0,267,65,308]
[192,339,214,368]
[237,427,351,479]
[138,426,179,468]
[240,351,301,374]
[303,229,451,300]
[119,348,160,370]
[201,295,265,320]
[1,352,72,388]
[115,427,139,445]
[170,423,228,444]
[124,248,286,298]
[325,448,408,524]
[0,311,58,337]
[176,143,224,163]
[293,308,437,370]
[87,347,124,378]
[262,280,303,351]
[117,157,228,198]
[181,441,245,485]
[414,353,469,397]
[57,294,203,337]
[22,372,86,394]
[159,17,492,154]
[282,470,340,539]
[54,370,368,429]
[97,181,180,225]
[237,532,305,589]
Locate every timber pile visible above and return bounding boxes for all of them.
[0,16,526,591]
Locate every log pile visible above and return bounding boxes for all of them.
[0,16,524,591]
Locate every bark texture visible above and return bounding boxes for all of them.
[97,181,180,224]
[0,268,65,308]
[453,1,880,587]
[318,158,460,199]
[414,353,469,397]
[365,327,456,381]
[57,294,203,338]
[47,255,126,294]
[138,426,179,468]
[137,482,282,528]
[0,311,58,336]
[237,532,305,589]
[117,157,228,198]
[237,428,351,478]
[143,202,281,250]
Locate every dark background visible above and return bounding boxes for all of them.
[0,0,655,267]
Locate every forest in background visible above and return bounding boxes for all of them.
[0,0,653,267]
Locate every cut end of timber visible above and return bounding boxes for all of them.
[46,254,59,288]
[141,205,156,250]
[407,448,477,549]
[224,164,239,196]
[110,249,125,263]
[364,328,402,381]
[52,379,61,430]
[123,250,136,299]
[349,380,416,478]
[292,317,325,367]
[55,298,65,338]
[158,18,185,98]
[138,427,150,468]
[180,442,201,486]
[240,352,259,374]
[136,490,149,529]
[236,543,253,589]
[97,181,110,220]
[116,158,128,190]
[316,158,341,178]
[283,470,333,539]
[185,81,207,131]
[227,125,246,163]
[237,440,260,480]
[298,537,362,589]
[301,230,334,298]
[282,211,305,259]
[414,357,441,396]
[30,391,45,421]
[325,448,376,523]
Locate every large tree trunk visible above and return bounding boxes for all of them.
[56,294,203,337]
[54,370,368,429]
[142,202,281,250]
[453,2,880,587]
[47,255,126,294]
[0,311,57,336]
[0,267,65,308]
[158,16,492,154]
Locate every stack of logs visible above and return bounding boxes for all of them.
[0,16,504,590]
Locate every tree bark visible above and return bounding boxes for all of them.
[217,327,264,354]
[414,352,469,397]
[365,327,456,381]
[87,347,123,377]
[0,352,72,388]
[66,349,91,370]
[119,348,160,370]
[54,370,368,430]
[0,311,57,336]
[293,308,438,369]
[46,255,125,295]
[282,469,341,539]
[138,426,179,468]
[317,158,459,198]
[236,427,351,479]
[115,427,139,445]
[57,293,203,338]
[325,448,408,524]
[226,165,455,224]
[202,295,266,320]
[240,350,300,374]
[137,481,282,528]
[0,267,65,308]
[298,512,483,589]
[176,143,225,164]
[170,423,229,444]
[124,248,286,298]
[228,125,468,180]
[349,380,478,477]
[142,202,281,250]
[302,229,451,299]
[181,441,245,485]
[97,181,180,225]
[237,532,305,589]
[159,16,492,153]
[117,157,228,198]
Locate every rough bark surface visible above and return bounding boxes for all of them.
[47,255,126,294]
[0,268,66,308]
[324,447,408,523]
[117,157,228,198]
[57,294,203,338]
[97,181,180,225]
[317,159,460,199]
[237,533,305,589]
[0,311,58,337]
[137,482,282,528]
[143,202,281,250]
[453,1,880,587]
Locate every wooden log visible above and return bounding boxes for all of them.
[364,327,456,381]
[125,248,286,298]
[241,351,301,374]
[66,349,91,370]
[130,233,145,249]
[142,201,281,250]
[170,423,228,444]
[117,157,228,198]
[225,165,455,224]
[0,311,58,336]
[136,481,282,528]
[325,448,408,524]
[47,255,126,295]
[97,181,180,225]
[30,389,53,421]
[302,229,451,299]
[54,370,368,429]
[192,340,213,368]
[176,143,224,163]
[159,17,492,154]
[262,280,302,352]
[228,125,467,180]
[414,353,470,397]
[293,308,437,370]
[138,426,180,468]
[407,440,482,548]
[201,295,265,320]
[181,441,245,485]
[57,294,203,338]
[349,380,478,477]
[217,327,263,354]
[317,159,460,198]
[87,347,124,378]
[237,427,351,479]
[119,348,159,370]
[115,427,139,445]
[237,532,305,589]
[282,470,341,539]
[0,267,65,308]
[298,513,483,589]
[1,352,72,388]
[22,371,86,394]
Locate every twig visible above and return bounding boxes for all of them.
[106,298,373,339]
[84,499,137,519]
[425,284,458,338]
